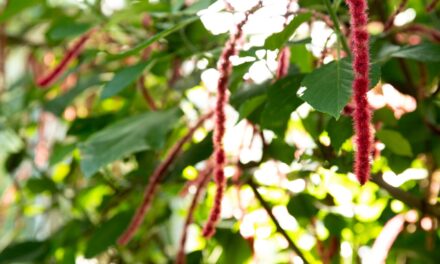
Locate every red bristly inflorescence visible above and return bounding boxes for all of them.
[276,0,293,79]
[345,0,372,185]
[176,165,213,264]
[202,1,262,238]
[117,112,213,245]
[276,47,291,79]
[37,29,96,87]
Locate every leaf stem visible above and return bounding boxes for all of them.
[322,0,350,55]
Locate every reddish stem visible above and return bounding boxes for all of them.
[384,0,408,32]
[37,29,95,87]
[276,1,293,79]
[117,112,213,245]
[276,47,291,79]
[345,0,372,185]
[426,0,439,12]
[175,165,213,264]
[202,1,262,238]
[138,76,158,111]
[401,24,440,43]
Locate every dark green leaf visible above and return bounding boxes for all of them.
[264,13,312,50]
[327,116,353,151]
[0,241,49,263]
[298,58,381,119]
[67,114,115,139]
[215,229,252,264]
[79,108,181,177]
[287,193,318,220]
[45,75,102,116]
[266,138,295,164]
[238,95,266,121]
[101,61,152,99]
[390,43,440,62]
[230,82,268,108]
[26,177,58,194]
[323,214,346,238]
[47,19,92,41]
[49,143,76,166]
[261,76,303,136]
[85,211,132,258]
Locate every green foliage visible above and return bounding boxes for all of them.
[299,58,381,119]
[1,0,439,263]
[79,109,180,177]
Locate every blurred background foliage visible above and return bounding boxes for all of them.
[0,0,439,263]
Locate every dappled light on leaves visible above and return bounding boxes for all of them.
[0,0,439,263]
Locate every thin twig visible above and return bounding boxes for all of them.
[384,0,408,32]
[176,164,213,264]
[137,75,158,110]
[322,0,350,55]
[426,0,439,12]
[248,180,309,264]
[371,174,440,220]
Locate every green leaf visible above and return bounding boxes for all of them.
[376,129,413,157]
[84,212,132,258]
[67,114,115,139]
[49,143,76,166]
[261,76,303,136]
[45,75,102,116]
[26,177,58,194]
[390,43,440,62]
[167,133,213,181]
[290,44,314,73]
[238,95,266,121]
[215,229,252,264]
[287,193,319,221]
[79,108,181,177]
[323,214,346,238]
[298,58,381,119]
[101,61,152,99]
[327,116,353,151]
[264,13,312,50]
[0,241,49,263]
[230,82,268,108]
[108,16,199,60]
[0,0,42,22]
[46,19,92,41]
[266,138,295,164]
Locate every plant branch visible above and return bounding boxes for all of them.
[371,174,440,220]
[118,111,214,245]
[248,180,309,264]
[322,0,350,55]
[176,164,213,264]
[137,75,158,110]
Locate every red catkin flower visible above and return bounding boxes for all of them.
[175,165,213,264]
[345,0,372,185]
[276,47,291,79]
[37,29,96,87]
[276,0,293,79]
[117,112,213,245]
[202,1,262,238]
